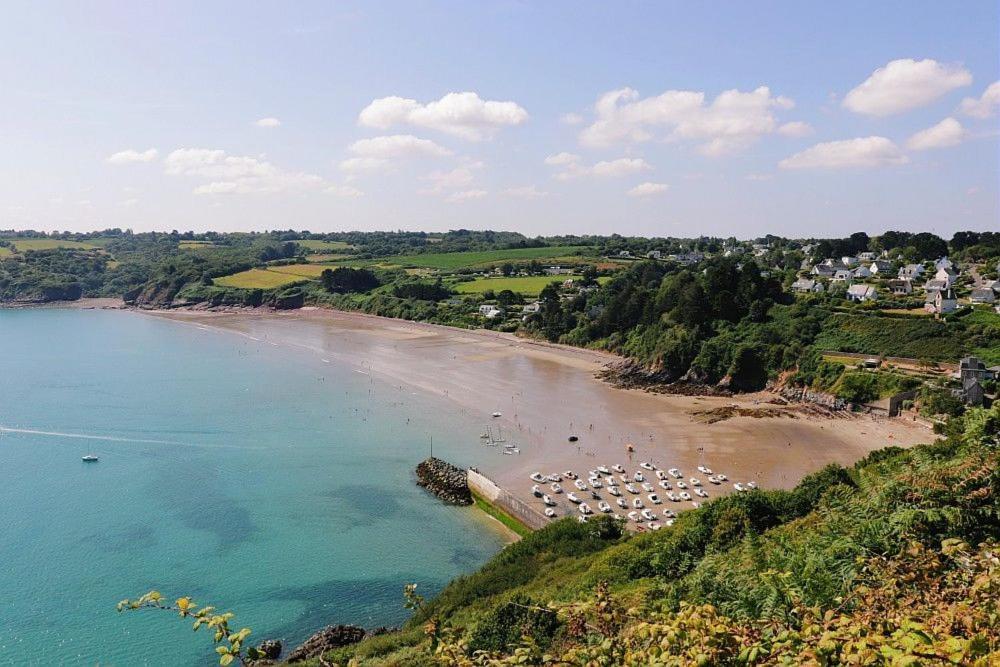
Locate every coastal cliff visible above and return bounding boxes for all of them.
[415,457,472,505]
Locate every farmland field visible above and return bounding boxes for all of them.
[1,238,98,251]
[179,240,216,249]
[304,253,352,262]
[296,239,352,251]
[0,246,12,257]
[265,264,330,278]
[380,245,592,269]
[214,269,307,289]
[453,274,610,296]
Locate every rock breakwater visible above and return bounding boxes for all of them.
[415,457,472,505]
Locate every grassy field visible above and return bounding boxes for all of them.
[304,253,352,262]
[1,238,98,251]
[296,239,352,251]
[179,240,216,249]
[214,269,307,289]
[381,245,592,270]
[471,491,531,539]
[454,274,612,296]
[0,246,11,257]
[265,264,331,278]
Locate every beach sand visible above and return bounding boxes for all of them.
[148,308,934,521]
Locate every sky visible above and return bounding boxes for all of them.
[1,1,998,238]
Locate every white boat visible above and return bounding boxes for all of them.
[624,483,638,494]
[574,479,587,491]
[658,480,672,490]
[690,478,702,486]
[619,474,630,484]
[716,473,728,481]
[597,465,611,475]
[655,470,667,480]
[697,465,713,475]
[639,462,654,471]
[734,483,745,492]
[598,501,612,513]
[567,492,581,504]
[563,470,577,480]
[648,522,661,531]
[707,476,721,485]
[667,492,680,502]
[633,472,645,482]
[491,411,502,418]
[747,481,758,489]
[532,485,542,497]
[82,455,99,462]
[530,472,546,483]
[695,488,709,498]
[590,478,603,488]
[647,493,661,505]
[641,509,655,521]
[661,509,677,519]
[616,497,628,509]
[550,483,563,494]
[627,510,641,523]
[606,477,618,487]
[668,468,682,479]
[679,491,692,501]
[608,486,621,497]
[578,503,592,515]
[544,507,557,518]
[631,497,644,509]
[612,464,625,473]
[641,482,654,492]
[542,494,556,506]
[665,518,675,527]
[547,473,562,482]
[676,481,687,490]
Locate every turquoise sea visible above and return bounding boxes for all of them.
[0,309,508,666]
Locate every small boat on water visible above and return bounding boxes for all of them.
[567,492,581,504]
[530,472,546,483]
[82,455,99,462]
[597,465,611,475]
[666,492,680,502]
[542,494,556,506]
[491,411,502,418]
[547,473,562,482]
[707,476,721,485]
[532,485,542,497]
[567,435,579,442]
[590,477,603,488]
[544,507,556,518]
[697,465,713,475]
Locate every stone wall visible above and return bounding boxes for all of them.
[468,468,548,531]
[415,457,472,505]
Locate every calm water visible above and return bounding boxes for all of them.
[0,309,508,666]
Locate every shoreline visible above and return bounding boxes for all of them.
[9,301,936,527]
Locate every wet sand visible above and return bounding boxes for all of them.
[148,308,934,520]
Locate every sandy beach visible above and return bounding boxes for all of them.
[147,307,934,521]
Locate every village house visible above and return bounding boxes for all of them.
[841,256,859,267]
[832,269,853,283]
[478,304,503,319]
[811,264,837,278]
[791,277,824,293]
[617,250,632,258]
[924,278,948,293]
[934,266,958,288]
[951,357,996,407]
[898,264,925,280]
[971,287,996,304]
[646,250,662,260]
[521,301,541,314]
[544,265,573,275]
[888,279,912,295]
[935,257,954,271]
[858,251,878,262]
[925,287,958,314]
[852,265,872,279]
[846,283,878,302]
[869,259,893,275]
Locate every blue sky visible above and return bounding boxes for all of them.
[1,1,997,237]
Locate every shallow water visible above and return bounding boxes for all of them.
[0,309,508,665]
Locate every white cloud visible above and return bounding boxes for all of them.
[119,198,139,207]
[745,173,774,181]
[419,166,478,195]
[255,117,281,128]
[627,182,668,197]
[338,157,389,174]
[327,184,363,198]
[502,185,548,199]
[906,117,965,150]
[446,189,487,203]
[358,92,528,141]
[164,148,324,194]
[959,81,1000,119]
[777,121,814,138]
[107,148,158,164]
[779,136,909,169]
[842,58,972,116]
[560,112,584,125]
[348,134,453,159]
[591,158,652,177]
[544,152,580,166]
[546,154,652,180]
[578,86,794,154]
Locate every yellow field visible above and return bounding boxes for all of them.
[266,264,330,277]
[2,238,98,251]
[0,246,12,257]
[214,269,307,289]
[304,253,352,262]
[296,239,352,251]
[179,240,216,249]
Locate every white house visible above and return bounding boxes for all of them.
[833,269,853,283]
[858,251,878,262]
[646,250,662,260]
[935,257,954,271]
[888,279,912,295]
[478,304,503,318]
[852,265,872,279]
[841,256,859,267]
[898,264,925,280]
[522,301,541,314]
[791,278,824,293]
[617,250,633,258]
[927,287,958,314]
[869,260,893,275]
[812,265,837,278]
[544,265,573,275]
[846,284,878,302]
[934,266,958,287]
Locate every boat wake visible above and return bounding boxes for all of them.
[0,426,257,450]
